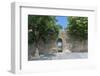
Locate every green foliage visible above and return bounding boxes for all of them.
[67,16,88,40]
[28,15,61,46]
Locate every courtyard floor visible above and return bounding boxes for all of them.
[29,52,88,61]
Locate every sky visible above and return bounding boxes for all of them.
[56,16,68,30]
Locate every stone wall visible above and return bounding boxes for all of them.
[65,32,88,52]
[58,31,88,52]
[28,31,88,58]
[28,40,57,57]
[66,39,88,52]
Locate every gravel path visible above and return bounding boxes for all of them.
[29,52,88,61]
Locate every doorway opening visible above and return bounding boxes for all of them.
[57,38,63,52]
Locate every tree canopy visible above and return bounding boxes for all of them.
[28,15,61,47]
[66,16,88,41]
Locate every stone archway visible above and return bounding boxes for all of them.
[57,38,63,52]
[57,31,71,53]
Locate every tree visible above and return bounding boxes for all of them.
[66,16,88,41]
[28,15,61,54]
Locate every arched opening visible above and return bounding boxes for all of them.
[57,38,63,52]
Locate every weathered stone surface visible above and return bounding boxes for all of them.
[28,31,88,59]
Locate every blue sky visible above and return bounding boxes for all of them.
[56,16,68,30]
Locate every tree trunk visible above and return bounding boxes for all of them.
[34,42,40,57]
[81,40,84,52]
